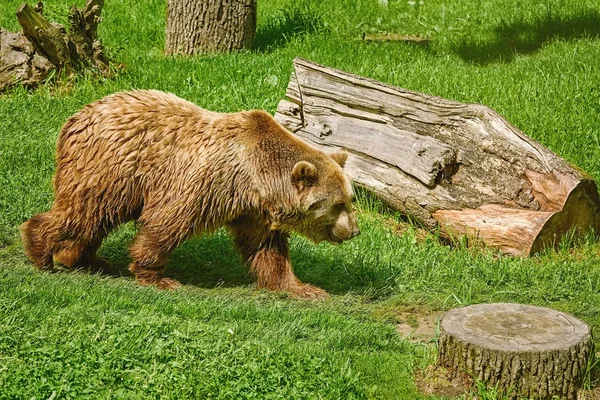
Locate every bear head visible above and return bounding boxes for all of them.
[290,151,360,245]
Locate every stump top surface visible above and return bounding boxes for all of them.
[441,303,590,352]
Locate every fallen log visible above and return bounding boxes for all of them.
[438,303,592,399]
[274,58,600,255]
[0,0,109,92]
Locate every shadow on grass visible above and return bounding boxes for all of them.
[456,10,600,64]
[290,242,398,299]
[95,189,405,296]
[254,0,325,52]
[99,229,369,296]
[100,231,252,289]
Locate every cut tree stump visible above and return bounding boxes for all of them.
[438,303,593,399]
[165,0,256,55]
[0,0,109,92]
[274,58,600,255]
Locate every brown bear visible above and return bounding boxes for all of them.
[20,90,360,299]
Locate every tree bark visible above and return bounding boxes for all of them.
[274,58,600,256]
[0,1,109,92]
[165,0,256,55]
[438,303,592,399]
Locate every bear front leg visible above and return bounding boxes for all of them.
[129,226,182,290]
[231,225,329,299]
[54,238,111,273]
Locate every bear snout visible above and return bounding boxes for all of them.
[332,220,360,242]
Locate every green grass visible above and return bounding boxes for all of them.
[1,0,600,398]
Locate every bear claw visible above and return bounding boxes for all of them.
[289,284,330,300]
[136,275,182,291]
[155,278,182,290]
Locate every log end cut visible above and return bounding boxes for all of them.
[433,175,600,256]
[438,303,592,399]
[531,179,600,254]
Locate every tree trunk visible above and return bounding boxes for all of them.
[274,58,600,256]
[165,0,256,55]
[0,0,109,92]
[438,303,592,399]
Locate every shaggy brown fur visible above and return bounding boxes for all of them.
[20,90,360,299]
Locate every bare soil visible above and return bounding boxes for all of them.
[395,308,442,343]
[414,364,472,398]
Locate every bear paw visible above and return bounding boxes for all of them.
[136,274,182,291]
[155,277,182,291]
[289,284,330,300]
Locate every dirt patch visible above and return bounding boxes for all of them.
[416,366,600,399]
[415,364,472,398]
[395,308,443,343]
[579,386,600,400]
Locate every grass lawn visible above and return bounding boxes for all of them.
[1,0,600,398]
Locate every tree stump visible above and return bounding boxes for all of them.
[0,0,109,92]
[165,0,256,55]
[439,303,592,399]
[274,58,600,255]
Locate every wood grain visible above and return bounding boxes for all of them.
[439,303,592,399]
[275,58,600,255]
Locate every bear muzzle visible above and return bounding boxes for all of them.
[331,219,360,243]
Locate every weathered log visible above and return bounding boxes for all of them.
[274,58,600,255]
[65,0,109,69]
[438,303,592,399]
[0,27,54,90]
[0,0,109,92]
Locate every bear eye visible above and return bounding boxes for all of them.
[309,199,326,210]
[334,202,346,210]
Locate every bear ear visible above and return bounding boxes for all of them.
[292,161,318,190]
[330,151,348,168]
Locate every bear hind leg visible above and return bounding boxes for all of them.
[20,212,55,270]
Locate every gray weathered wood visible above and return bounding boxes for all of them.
[0,1,109,92]
[275,58,600,255]
[439,303,592,399]
[0,27,53,91]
